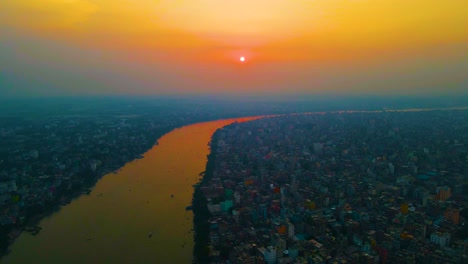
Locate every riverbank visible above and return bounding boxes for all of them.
[192,129,222,263]
[0,137,167,258]
[2,118,260,264]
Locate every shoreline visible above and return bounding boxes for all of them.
[0,116,251,260]
[0,149,158,259]
[192,130,220,263]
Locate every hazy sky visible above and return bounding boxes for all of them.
[1,0,467,97]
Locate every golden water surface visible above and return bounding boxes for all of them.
[1,117,259,264]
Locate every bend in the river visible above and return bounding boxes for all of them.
[1,117,261,264]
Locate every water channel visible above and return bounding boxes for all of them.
[1,117,259,264]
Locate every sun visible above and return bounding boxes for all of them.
[240,56,245,62]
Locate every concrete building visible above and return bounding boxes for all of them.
[259,246,277,264]
[435,186,451,201]
[431,232,451,247]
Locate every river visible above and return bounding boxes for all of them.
[1,117,260,264]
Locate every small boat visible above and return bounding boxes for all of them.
[148,232,153,238]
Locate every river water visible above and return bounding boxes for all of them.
[1,117,259,264]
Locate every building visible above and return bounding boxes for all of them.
[435,186,451,201]
[207,203,221,214]
[287,222,295,238]
[430,232,451,247]
[444,208,460,225]
[259,246,277,264]
[221,200,233,213]
[234,192,241,204]
[388,163,395,174]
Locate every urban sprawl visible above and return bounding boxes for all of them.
[195,110,467,264]
[0,103,466,263]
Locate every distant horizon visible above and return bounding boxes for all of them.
[1,1,467,97]
[1,94,467,115]
[2,91,468,100]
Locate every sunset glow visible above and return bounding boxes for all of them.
[0,0,467,96]
[240,57,245,62]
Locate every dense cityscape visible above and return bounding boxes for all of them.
[0,99,466,263]
[193,109,467,263]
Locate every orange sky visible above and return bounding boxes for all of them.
[1,0,467,96]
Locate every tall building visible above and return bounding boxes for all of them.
[234,192,241,204]
[220,200,233,212]
[388,163,395,174]
[430,232,451,247]
[444,208,460,225]
[400,203,409,215]
[273,236,286,262]
[258,246,276,264]
[435,186,451,201]
[287,222,295,238]
[259,204,267,219]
